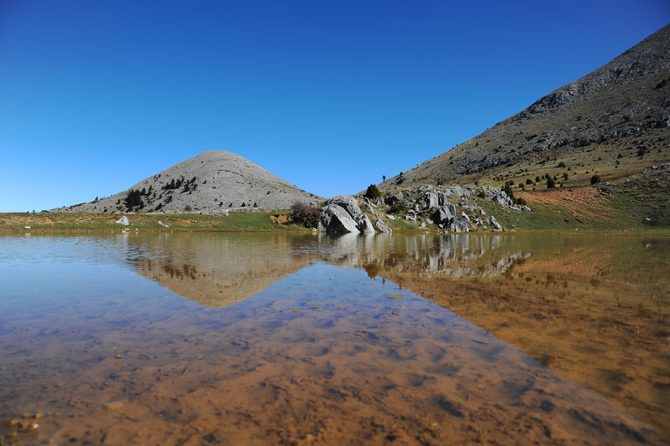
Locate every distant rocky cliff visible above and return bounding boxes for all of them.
[51,151,322,214]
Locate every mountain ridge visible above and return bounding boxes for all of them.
[381,23,670,190]
[52,151,322,214]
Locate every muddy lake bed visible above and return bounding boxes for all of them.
[1,233,669,445]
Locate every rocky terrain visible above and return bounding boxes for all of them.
[51,151,322,214]
[316,185,522,234]
[381,24,670,190]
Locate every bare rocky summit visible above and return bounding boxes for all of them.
[382,24,670,189]
[52,151,322,214]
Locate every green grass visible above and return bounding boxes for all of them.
[475,198,617,234]
[0,211,310,233]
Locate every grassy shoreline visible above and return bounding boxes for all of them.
[2,181,669,236]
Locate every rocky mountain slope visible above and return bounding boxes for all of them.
[52,151,322,213]
[381,24,670,190]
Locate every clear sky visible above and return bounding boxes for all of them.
[1,1,668,212]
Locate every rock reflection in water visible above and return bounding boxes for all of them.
[360,235,670,440]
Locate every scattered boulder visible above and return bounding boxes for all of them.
[385,193,403,206]
[115,216,129,226]
[362,203,376,215]
[487,216,503,231]
[158,221,169,228]
[433,204,456,226]
[357,215,376,233]
[448,218,472,233]
[423,192,439,211]
[374,219,392,233]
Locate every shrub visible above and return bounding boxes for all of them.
[477,191,486,199]
[591,174,601,185]
[546,177,556,188]
[290,202,320,228]
[388,201,408,215]
[185,205,192,212]
[526,179,534,185]
[517,197,527,206]
[365,184,382,200]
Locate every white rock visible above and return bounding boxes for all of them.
[158,221,169,228]
[115,216,129,225]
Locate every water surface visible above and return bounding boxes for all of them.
[0,233,667,445]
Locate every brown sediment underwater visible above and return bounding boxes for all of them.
[0,233,668,445]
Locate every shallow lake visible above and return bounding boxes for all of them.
[0,233,668,445]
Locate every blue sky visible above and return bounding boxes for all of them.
[1,1,668,211]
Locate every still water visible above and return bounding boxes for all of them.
[0,233,668,445]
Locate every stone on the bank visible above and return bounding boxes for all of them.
[487,216,503,231]
[115,216,129,226]
[357,215,376,233]
[448,218,471,233]
[324,196,362,222]
[319,204,360,233]
[374,219,392,233]
[158,221,169,228]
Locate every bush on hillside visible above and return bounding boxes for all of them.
[291,202,321,228]
[546,177,556,189]
[365,184,382,200]
[591,174,601,185]
[388,201,408,215]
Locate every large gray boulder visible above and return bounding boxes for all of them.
[487,216,504,232]
[423,192,439,211]
[319,204,360,233]
[384,193,403,206]
[448,218,472,233]
[115,216,129,225]
[433,204,456,226]
[374,219,392,233]
[357,215,376,233]
[325,196,362,221]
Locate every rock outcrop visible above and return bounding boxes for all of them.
[318,204,360,233]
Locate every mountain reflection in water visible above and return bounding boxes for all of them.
[0,233,668,445]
